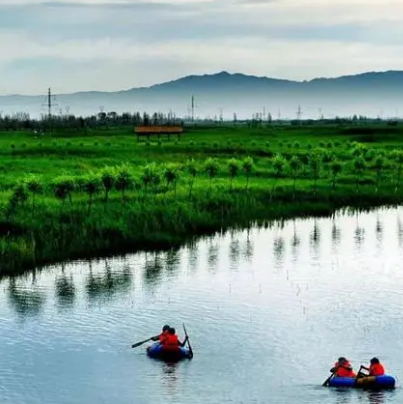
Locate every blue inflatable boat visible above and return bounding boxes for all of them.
[146,342,192,361]
[329,375,396,389]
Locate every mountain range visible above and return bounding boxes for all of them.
[1,70,403,120]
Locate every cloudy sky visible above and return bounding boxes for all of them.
[0,0,402,95]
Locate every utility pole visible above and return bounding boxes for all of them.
[42,87,58,136]
[191,95,195,126]
[296,105,302,127]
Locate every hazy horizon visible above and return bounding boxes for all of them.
[2,0,403,95]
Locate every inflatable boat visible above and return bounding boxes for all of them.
[146,342,192,361]
[328,375,396,389]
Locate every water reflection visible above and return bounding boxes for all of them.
[229,237,240,268]
[187,241,198,272]
[366,390,386,404]
[143,254,164,289]
[273,236,285,265]
[86,259,132,303]
[55,274,76,309]
[310,219,321,253]
[7,278,46,317]
[397,216,403,247]
[165,249,180,273]
[375,215,383,244]
[243,229,254,262]
[207,243,219,272]
[331,218,341,245]
[161,362,179,397]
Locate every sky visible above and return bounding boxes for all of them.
[1,0,403,95]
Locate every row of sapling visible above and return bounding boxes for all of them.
[5,147,403,218]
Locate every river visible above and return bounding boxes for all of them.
[1,207,403,403]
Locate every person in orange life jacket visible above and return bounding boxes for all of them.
[330,357,356,377]
[151,324,170,343]
[161,327,188,347]
[362,357,385,376]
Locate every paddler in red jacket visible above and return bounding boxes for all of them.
[330,357,356,377]
[151,324,170,343]
[161,327,188,347]
[362,357,385,376]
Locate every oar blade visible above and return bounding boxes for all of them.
[182,323,194,359]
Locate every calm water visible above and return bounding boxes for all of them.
[1,208,403,404]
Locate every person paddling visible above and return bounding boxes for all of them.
[361,357,385,377]
[330,357,356,377]
[161,327,188,347]
[151,324,170,343]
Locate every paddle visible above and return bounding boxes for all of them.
[131,335,159,348]
[323,370,337,387]
[182,323,194,359]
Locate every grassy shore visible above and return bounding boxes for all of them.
[1,123,403,276]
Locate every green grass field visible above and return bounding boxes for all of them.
[1,123,403,276]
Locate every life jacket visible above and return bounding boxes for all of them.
[162,334,179,346]
[369,363,385,376]
[334,361,356,377]
[158,330,169,343]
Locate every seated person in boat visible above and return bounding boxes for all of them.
[151,324,170,343]
[330,357,356,377]
[161,327,188,347]
[361,357,385,377]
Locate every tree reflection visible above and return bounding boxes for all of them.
[7,278,46,317]
[331,214,341,245]
[291,219,300,250]
[242,228,253,262]
[143,254,164,289]
[273,236,285,265]
[229,238,240,267]
[55,274,76,309]
[375,214,383,244]
[354,210,365,247]
[310,219,321,253]
[207,243,219,272]
[86,259,132,303]
[186,241,198,272]
[397,216,403,247]
[165,249,180,274]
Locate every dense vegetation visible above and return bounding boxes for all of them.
[1,123,403,276]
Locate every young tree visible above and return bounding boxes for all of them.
[53,176,75,212]
[204,158,219,188]
[242,156,254,190]
[185,159,198,199]
[330,161,342,190]
[289,155,301,198]
[390,150,403,192]
[163,163,180,196]
[373,155,385,193]
[308,152,322,196]
[271,154,286,199]
[101,167,116,202]
[353,156,366,193]
[227,158,240,190]
[25,175,43,210]
[115,166,133,200]
[7,183,29,220]
[82,174,101,213]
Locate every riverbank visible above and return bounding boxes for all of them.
[1,124,403,276]
[1,181,402,277]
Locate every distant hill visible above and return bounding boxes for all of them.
[1,70,403,119]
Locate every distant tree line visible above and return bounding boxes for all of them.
[0,109,399,133]
[0,111,184,132]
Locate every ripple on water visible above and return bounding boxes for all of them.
[1,208,403,403]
